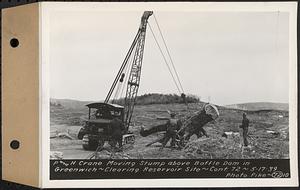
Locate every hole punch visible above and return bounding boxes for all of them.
[10,140,20,150]
[10,38,19,48]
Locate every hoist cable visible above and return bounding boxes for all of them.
[148,22,181,94]
[120,65,129,99]
[104,30,141,103]
[120,52,134,100]
[153,14,185,94]
[112,42,136,103]
[112,81,122,103]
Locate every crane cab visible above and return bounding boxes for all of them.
[77,102,127,150]
[86,102,124,121]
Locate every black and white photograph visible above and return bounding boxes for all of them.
[0,1,297,188]
[50,8,290,160]
[41,2,298,186]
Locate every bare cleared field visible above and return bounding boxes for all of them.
[50,102,289,159]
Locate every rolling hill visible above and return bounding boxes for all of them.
[50,93,200,110]
[225,102,288,111]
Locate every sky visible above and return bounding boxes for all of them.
[49,9,289,106]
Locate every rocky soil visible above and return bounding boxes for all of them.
[50,102,289,159]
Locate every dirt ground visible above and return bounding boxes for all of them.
[50,102,289,159]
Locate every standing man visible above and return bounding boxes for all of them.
[160,112,181,150]
[240,113,249,147]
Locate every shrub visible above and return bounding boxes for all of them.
[113,93,200,105]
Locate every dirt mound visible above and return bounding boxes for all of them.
[183,134,243,159]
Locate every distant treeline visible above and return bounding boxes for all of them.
[113,93,200,105]
[50,101,62,107]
